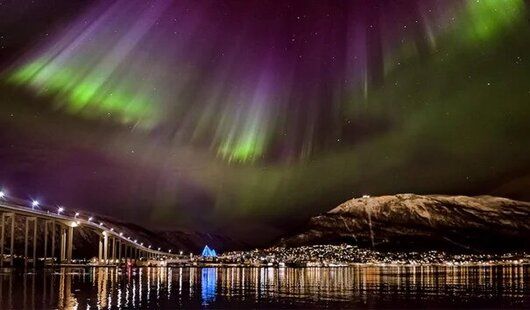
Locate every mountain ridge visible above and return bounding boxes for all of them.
[278,194,530,252]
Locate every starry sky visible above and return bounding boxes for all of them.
[0,0,529,245]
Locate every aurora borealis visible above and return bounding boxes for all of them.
[0,0,529,244]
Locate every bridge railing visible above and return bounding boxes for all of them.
[0,196,178,267]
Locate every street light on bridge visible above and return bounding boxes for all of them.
[88,217,93,221]
[0,191,5,199]
[31,200,39,209]
[74,212,80,218]
[58,206,64,214]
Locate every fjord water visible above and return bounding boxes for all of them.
[0,265,528,308]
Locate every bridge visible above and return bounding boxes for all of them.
[0,193,179,267]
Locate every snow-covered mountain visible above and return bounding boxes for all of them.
[279,194,530,251]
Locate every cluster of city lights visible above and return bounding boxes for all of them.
[0,188,176,255]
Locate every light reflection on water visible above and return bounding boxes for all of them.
[0,265,528,308]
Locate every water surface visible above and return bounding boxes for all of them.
[0,265,528,308]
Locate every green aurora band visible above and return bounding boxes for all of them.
[3,0,527,164]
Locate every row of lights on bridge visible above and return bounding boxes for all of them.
[0,189,173,254]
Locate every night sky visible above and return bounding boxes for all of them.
[0,0,529,245]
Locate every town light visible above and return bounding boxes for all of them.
[74,212,80,218]
[31,200,39,209]
[99,222,104,226]
[88,217,93,221]
[58,206,64,214]
[119,232,123,236]
[168,249,172,253]
[0,191,5,199]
